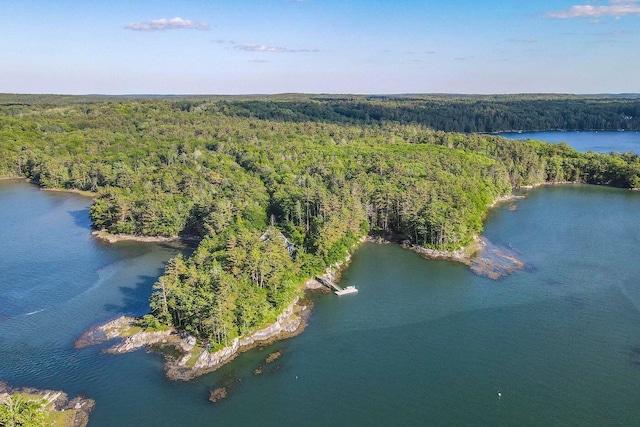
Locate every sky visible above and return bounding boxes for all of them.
[1,0,639,95]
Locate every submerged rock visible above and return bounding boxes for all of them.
[208,388,227,403]
[265,350,282,364]
[254,349,284,375]
[471,238,529,279]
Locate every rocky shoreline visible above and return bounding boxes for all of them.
[76,298,310,381]
[0,382,94,427]
[363,192,530,279]
[167,299,309,380]
[91,230,202,244]
[41,187,96,198]
[91,230,181,244]
[75,241,360,382]
[362,233,479,266]
[488,193,526,208]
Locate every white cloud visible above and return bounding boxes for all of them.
[234,44,318,53]
[545,1,640,18]
[125,17,210,31]
[595,29,635,36]
[236,45,287,53]
[507,38,538,43]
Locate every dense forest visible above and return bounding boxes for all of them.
[0,393,46,427]
[2,94,639,348]
[3,93,639,132]
[211,96,640,133]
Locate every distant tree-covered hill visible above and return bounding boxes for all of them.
[2,93,639,132]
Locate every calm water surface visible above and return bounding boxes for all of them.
[1,178,640,426]
[500,130,640,153]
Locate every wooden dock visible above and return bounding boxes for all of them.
[316,275,358,296]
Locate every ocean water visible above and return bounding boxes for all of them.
[1,178,640,426]
[500,130,640,153]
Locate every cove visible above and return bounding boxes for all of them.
[2,180,640,425]
[500,130,640,153]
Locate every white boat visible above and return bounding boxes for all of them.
[335,285,358,296]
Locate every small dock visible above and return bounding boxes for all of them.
[316,275,358,296]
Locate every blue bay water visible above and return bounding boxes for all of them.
[0,180,184,396]
[1,167,640,424]
[500,130,640,153]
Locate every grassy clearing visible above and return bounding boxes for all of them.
[45,409,76,427]
[185,348,204,368]
[2,392,79,427]
[119,325,142,337]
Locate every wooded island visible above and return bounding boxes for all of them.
[2,94,639,351]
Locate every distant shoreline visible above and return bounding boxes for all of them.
[0,177,97,197]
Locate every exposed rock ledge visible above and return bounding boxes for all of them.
[400,238,478,266]
[92,230,183,244]
[167,299,308,381]
[76,316,198,354]
[76,298,309,381]
[92,230,201,244]
[0,382,95,427]
[488,193,526,208]
[364,192,530,279]
[391,231,528,279]
[364,233,480,266]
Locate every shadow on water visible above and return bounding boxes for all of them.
[104,272,164,316]
[159,240,199,255]
[68,208,92,229]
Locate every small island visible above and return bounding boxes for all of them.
[0,382,94,427]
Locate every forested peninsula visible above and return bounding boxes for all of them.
[2,94,639,361]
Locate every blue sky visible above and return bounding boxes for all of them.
[1,0,639,94]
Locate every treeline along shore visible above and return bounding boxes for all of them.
[2,94,640,380]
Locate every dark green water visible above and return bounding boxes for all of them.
[2,179,640,426]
